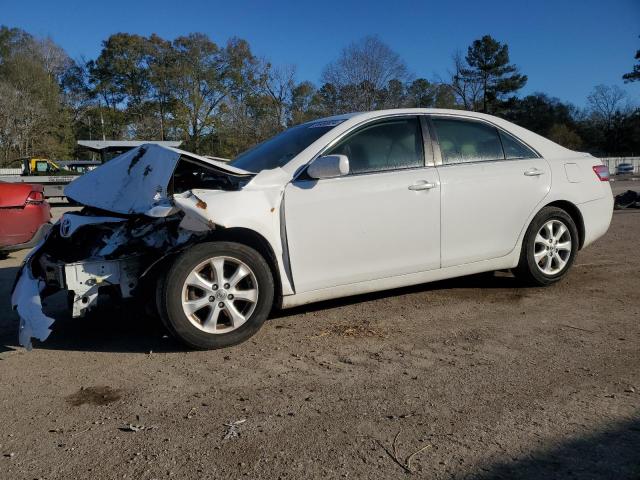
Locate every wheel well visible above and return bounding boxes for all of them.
[544,200,585,249]
[204,227,283,302]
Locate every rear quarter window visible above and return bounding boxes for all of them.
[498,130,538,159]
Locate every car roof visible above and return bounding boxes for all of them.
[311,108,581,159]
[312,108,509,123]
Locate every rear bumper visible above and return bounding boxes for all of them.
[579,194,614,249]
[0,222,52,253]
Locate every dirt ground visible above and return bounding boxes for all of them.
[0,182,638,480]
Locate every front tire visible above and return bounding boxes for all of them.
[514,206,579,286]
[159,241,274,349]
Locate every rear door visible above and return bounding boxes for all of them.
[430,116,551,267]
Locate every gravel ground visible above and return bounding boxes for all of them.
[0,182,638,479]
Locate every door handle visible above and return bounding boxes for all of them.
[408,181,437,191]
[524,168,545,176]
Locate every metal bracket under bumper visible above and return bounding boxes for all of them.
[63,256,144,317]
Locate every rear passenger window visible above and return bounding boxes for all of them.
[432,118,504,164]
[327,117,424,175]
[499,130,538,159]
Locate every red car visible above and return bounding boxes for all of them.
[0,182,51,258]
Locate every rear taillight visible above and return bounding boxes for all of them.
[592,165,610,182]
[26,191,44,203]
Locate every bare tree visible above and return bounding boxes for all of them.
[31,37,72,81]
[587,84,629,127]
[261,63,296,127]
[0,81,46,163]
[321,35,409,111]
[447,51,483,111]
[0,28,68,161]
[0,82,18,162]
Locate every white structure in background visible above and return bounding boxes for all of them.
[601,157,640,175]
[77,140,182,163]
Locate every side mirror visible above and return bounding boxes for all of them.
[307,155,349,179]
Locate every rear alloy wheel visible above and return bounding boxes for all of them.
[533,219,572,276]
[514,206,579,286]
[160,242,274,349]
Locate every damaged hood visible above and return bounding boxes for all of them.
[65,144,252,215]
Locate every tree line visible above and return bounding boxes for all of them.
[0,26,638,164]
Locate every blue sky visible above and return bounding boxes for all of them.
[3,0,639,107]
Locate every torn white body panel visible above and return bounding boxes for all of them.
[12,232,56,349]
[12,265,55,350]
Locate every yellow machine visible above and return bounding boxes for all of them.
[2,157,63,175]
[24,158,62,175]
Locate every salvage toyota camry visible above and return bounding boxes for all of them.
[12,109,613,349]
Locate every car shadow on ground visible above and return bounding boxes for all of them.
[273,271,523,319]
[0,296,189,355]
[0,270,523,355]
[471,417,640,479]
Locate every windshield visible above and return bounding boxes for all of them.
[230,119,345,172]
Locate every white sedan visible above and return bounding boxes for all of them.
[12,109,613,349]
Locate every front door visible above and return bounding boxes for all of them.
[284,116,441,293]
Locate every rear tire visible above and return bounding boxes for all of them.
[159,241,274,349]
[513,206,579,286]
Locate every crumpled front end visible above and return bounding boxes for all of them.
[11,211,202,349]
[11,143,256,349]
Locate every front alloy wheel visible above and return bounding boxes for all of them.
[182,256,259,334]
[160,242,274,349]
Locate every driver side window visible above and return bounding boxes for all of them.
[327,117,424,175]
